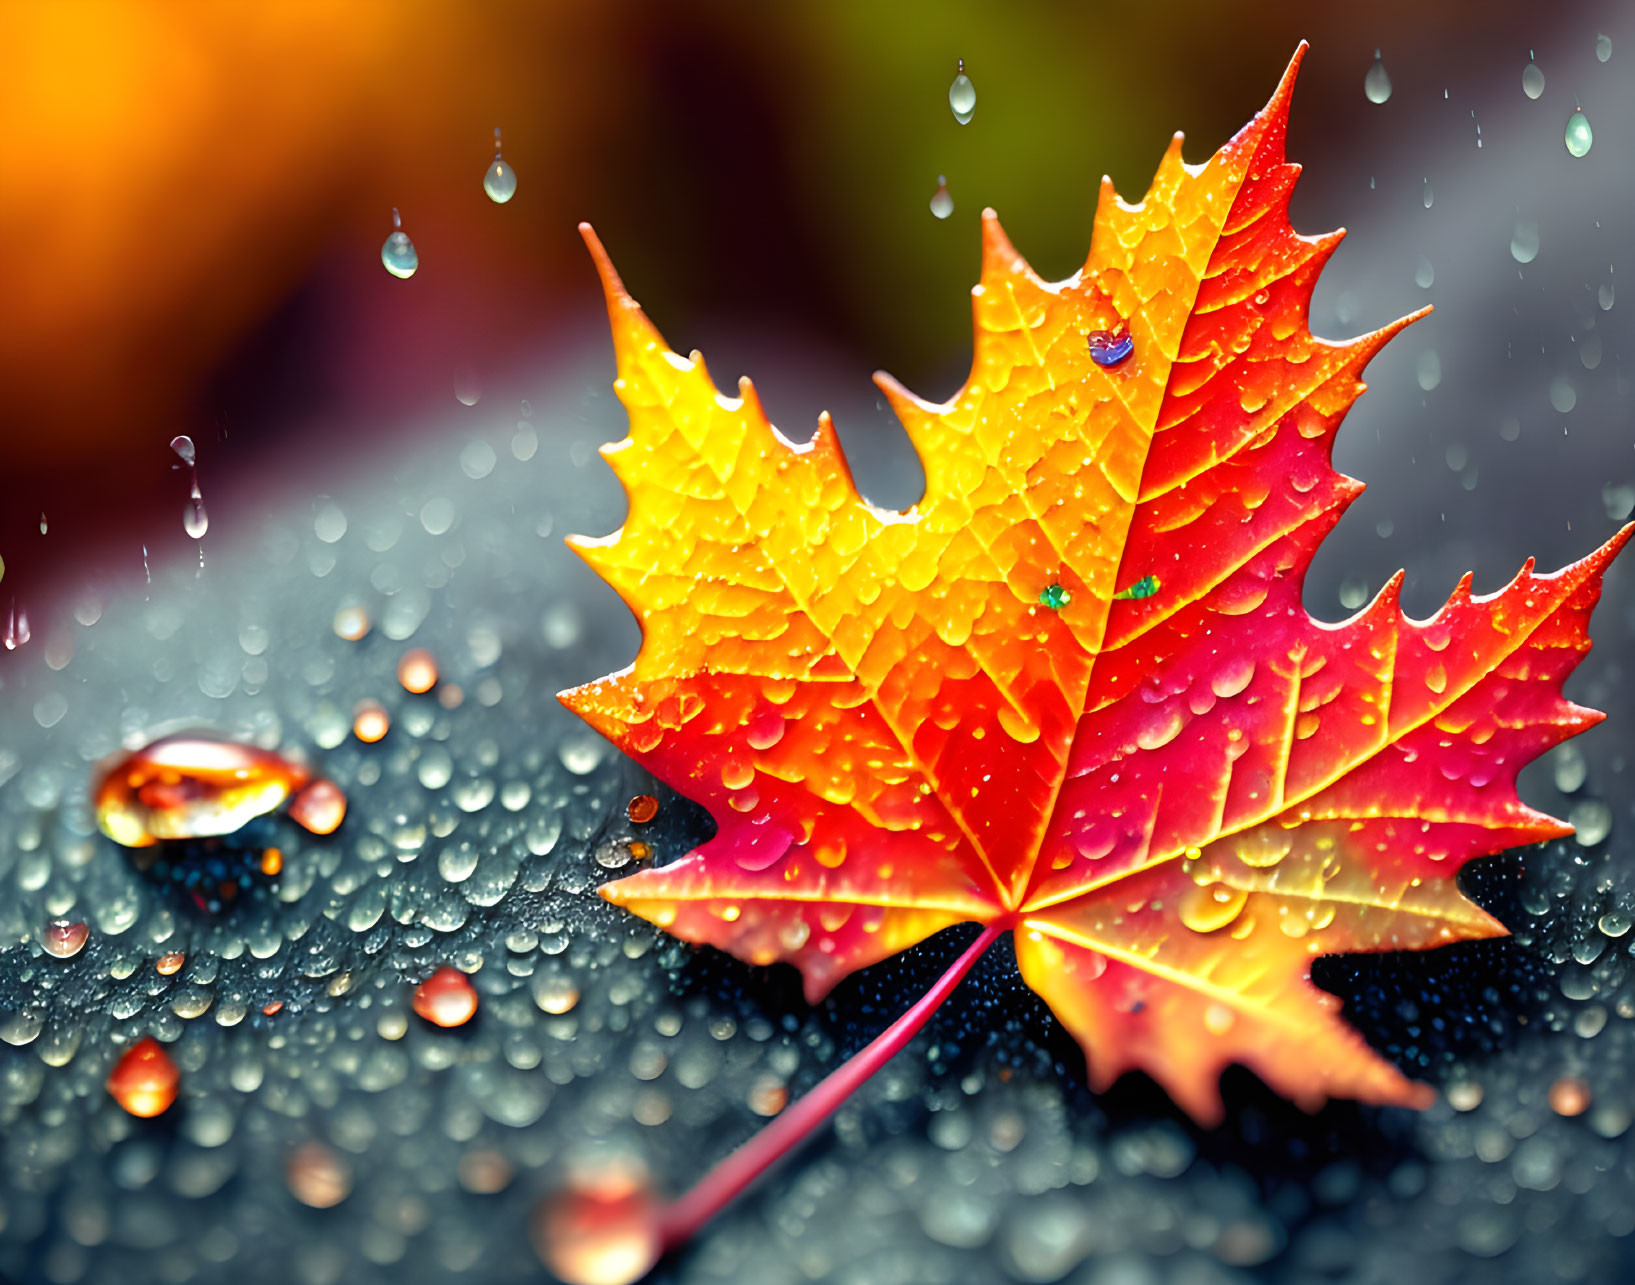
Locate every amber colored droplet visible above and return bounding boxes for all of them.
[93,734,311,848]
[1549,1075,1592,1116]
[438,683,465,709]
[288,779,347,835]
[332,605,371,641]
[458,1149,515,1194]
[627,841,650,862]
[286,1141,353,1208]
[263,1000,284,1016]
[533,1160,662,1285]
[155,952,185,976]
[397,648,439,694]
[107,1037,179,1118]
[626,795,658,824]
[43,919,88,959]
[414,966,479,1027]
[260,847,284,876]
[352,699,390,743]
[748,1076,789,1117]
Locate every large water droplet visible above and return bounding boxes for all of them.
[170,434,196,465]
[1565,110,1593,157]
[107,1037,179,1118]
[1522,57,1545,100]
[949,60,976,124]
[929,176,953,220]
[382,208,419,279]
[1364,50,1392,104]
[93,736,314,847]
[1596,34,1612,63]
[485,160,517,204]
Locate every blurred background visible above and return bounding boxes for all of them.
[0,0,1630,624]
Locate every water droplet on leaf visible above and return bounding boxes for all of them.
[1087,325,1133,367]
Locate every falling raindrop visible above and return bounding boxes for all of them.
[170,434,196,465]
[1522,55,1545,100]
[42,920,89,959]
[184,482,209,539]
[1510,218,1540,264]
[1565,109,1593,157]
[1364,50,1392,104]
[929,176,953,220]
[38,512,46,534]
[1414,255,1435,288]
[1596,34,1612,63]
[485,127,518,203]
[1600,278,1615,310]
[454,365,483,406]
[1422,178,1433,209]
[3,599,29,651]
[382,208,419,279]
[949,59,976,124]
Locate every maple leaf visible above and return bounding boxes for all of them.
[562,45,1629,1125]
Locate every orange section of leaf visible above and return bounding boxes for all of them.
[565,43,1629,1120]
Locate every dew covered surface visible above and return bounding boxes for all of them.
[9,51,1635,1273]
[0,386,1629,1285]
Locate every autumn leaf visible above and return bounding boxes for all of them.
[562,44,1628,1126]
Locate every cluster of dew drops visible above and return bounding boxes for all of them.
[1365,37,1605,157]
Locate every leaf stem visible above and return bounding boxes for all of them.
[656,922,1004,1250]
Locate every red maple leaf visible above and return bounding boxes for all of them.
[546,43,1628,1278]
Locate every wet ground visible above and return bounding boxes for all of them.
[4,183,1635,1283]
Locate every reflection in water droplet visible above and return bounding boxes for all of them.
[1087,326,1134,368]
[382,209,418,279]
[1565,110,1593,157]
[1510,218,1539,264]
[949,60,976,124]
[184,492,208,539]
[414,966,479,1027]
[485,127,518,202]
[484,159,517,203]
[43,920,89,959]
[1596,34,1612,63]
[1364,50,1391,104]
[94,735,312,847]
[929,176,953,220]
[107,1037,179,1118]
[1522,57,1545,100]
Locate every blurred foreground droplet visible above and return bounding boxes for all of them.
[382,207,419,279]
[929,176,953,220]
[534,1159,663,1285]
[398,648,439,693]
[107,1037,179,1118]
[288,778,347,835]
[1364,50,1391,104]
[287,1141,353,1208]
